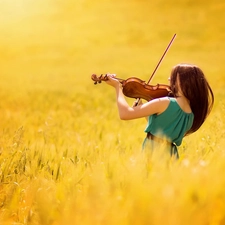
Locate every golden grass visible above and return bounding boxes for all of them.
[0,0,225,224]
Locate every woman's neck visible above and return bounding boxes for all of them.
[176,94,192,113]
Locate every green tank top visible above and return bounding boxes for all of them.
[144,97,194,146]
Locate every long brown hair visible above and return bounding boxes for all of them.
[170,64,214,135]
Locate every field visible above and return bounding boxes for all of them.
[0,0,225,224]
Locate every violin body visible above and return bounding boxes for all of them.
[91,74,173,101]
[121,77,172,101]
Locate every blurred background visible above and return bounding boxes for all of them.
[1,0,224,83]
[0,2,225,223]
[0,0,224,134]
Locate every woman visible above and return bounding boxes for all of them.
[105,63,214,159]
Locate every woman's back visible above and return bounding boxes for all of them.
[145,97,194,146]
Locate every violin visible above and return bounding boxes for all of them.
[91,33,176,103]
[91,74,172,101]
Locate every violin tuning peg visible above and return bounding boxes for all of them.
[104,74,108,80]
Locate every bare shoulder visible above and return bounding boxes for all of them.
[149,97,170,105]
[147,97,170,114]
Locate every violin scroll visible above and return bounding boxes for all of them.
[91,74,109,84]
[91,74,124,85]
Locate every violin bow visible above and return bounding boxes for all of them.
[134,33,176,106]
[147,33,177,84]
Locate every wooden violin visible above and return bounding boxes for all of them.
[91,74,172,101]
[91,34,176,103]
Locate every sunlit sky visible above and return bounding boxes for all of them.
[1,0,225,81]
[0,0,56,24]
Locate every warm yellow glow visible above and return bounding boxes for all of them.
[0,1,224,223]
[1,0,41,21]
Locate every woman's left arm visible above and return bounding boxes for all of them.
[105,74,166,120]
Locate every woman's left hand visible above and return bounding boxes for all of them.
[105,73,120,88]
